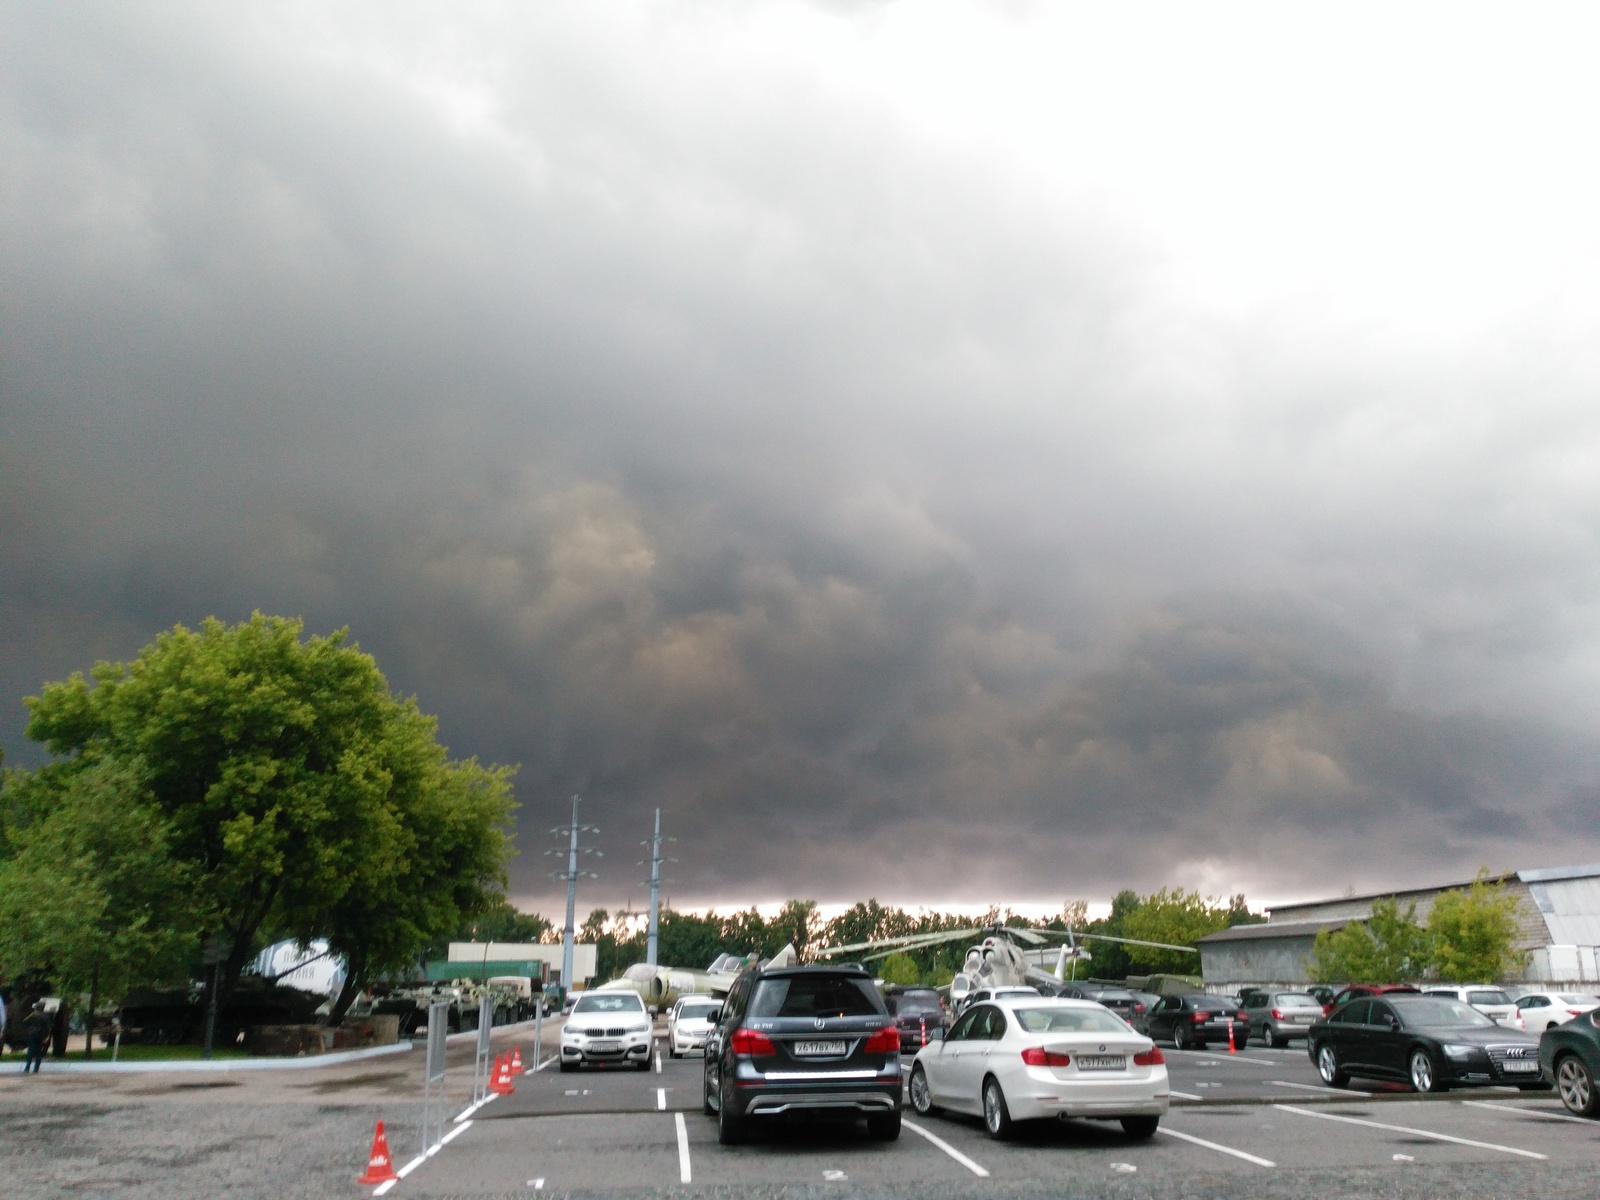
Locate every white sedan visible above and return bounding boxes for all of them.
[1513,991,1600,1032]
[666,994,722,1057]
[907,997,1168,1139]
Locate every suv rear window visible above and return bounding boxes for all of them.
[1467,990,1511,1006]
[750,975,883,1019]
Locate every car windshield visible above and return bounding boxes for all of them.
[888,993,942,1015]
[749,975,882,1019]
[1275,993,1321,1008]
[572,993,645,1014]
[678,1002,719,1020]
[1013,1007,1130,1033]
[1090,990,1135,1002]
[1559,994,1600,1005]
[1390,996,1495,1028]
[1467,990,1511,1006]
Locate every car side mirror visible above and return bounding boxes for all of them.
[1388,1016,1401,1031]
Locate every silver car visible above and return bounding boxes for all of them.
[1422,985,1519,1027]
[559,991,653,1071]
[666,994,721,1057]
[1243,990,1323,1046]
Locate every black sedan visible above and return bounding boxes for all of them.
[1309,994,1546,1093]
[1539,1007,1600,1116]
[1145,993,1251,1049]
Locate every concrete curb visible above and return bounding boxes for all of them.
[12,1041,413,1074]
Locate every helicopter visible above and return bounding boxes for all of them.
[812,923,1198,1009]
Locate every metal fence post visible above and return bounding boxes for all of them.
[423,1001,448,1155]
[535,997,544,1070]
[472,995,492,1104]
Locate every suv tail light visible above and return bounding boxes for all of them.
[1236,1011,1248,1022]
[862,1027,900,1054]
[730,1028,776,1056]
[1020,1047,1071,1067]
[1133,1047,1165,1066]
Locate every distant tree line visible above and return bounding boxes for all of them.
[0,615,516,1052]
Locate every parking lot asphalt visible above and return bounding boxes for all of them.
[7,1022,1600,1199]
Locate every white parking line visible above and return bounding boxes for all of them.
[1464,1099,1597,1126]
[1159,1126,1276,1167]
[655,1051,663,1073]
[1268,1079,1371,1096]
[537,1055,557,1071]
[1169,1089,1203,1100]
[1274,1104,1548,1159]
[674,1112,692,1183]
[657,1087,666,1110]
[1170,1050,1279,1068]
[902,1118,991,1177]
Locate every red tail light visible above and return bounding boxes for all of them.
[1236,1011,1248,1022]
[1020,1046,1072,1067]
[1133,1047,1165,1066]
[862,1027,900,1054]
[1270,1009,1284,1020]
[1570,1009,1587,1017]
[730,1028,776,1056]
[1133,1003,1146,1014]
[1191,1012,1210,1023]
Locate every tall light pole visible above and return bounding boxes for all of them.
[646,810,662,967]
[547,794,600,993]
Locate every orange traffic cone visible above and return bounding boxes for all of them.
[357,1120,400,1185]
[1227,1019,1237,1054]
[490,1051,515,1095]
[920,1017,927,1048]
[510,1046,525,1075]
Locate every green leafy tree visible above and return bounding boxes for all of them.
[767,899,821,959]
[0,758,198,1052]
[878,951,920,986]
[1427,872,1529,982]
[1121,888,1230,974]
[22,613,516,1017]
[1308,898,1431,983]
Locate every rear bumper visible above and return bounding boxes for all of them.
[731,1083,902,1118]
[1006,1068,1172,1122]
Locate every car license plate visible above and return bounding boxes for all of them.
[1501,1059,1540,1073]
[1076,1055,1126,1071]
[589,1041,619,1052]
[792,1040,848,1057]
[1292,1015,1313,1023]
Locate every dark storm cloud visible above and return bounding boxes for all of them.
[5,2,1600,912]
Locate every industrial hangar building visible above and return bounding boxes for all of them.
[1198,863,1600,990]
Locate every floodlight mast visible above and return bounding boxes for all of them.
[548,794,600,994]
[646,810,662,967]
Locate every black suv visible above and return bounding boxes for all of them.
[702,963,903,1143]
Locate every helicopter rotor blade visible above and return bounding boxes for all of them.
[811,928,982,957]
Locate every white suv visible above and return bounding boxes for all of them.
[560,991,653,1071]
[1421,985,1519,1027]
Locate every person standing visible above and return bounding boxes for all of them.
[22,1002,50,1074]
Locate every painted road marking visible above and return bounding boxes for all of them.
[527,1180,544,1189]
[1464,1099,1598,1125]
[1393,1153,1414,1161]
[537,1055,556,1071]
[1171,1050,1278,1068]
[1274,1104,1548,1159]
[657,1087,666,1110]
[903,1117,991,1177]
[1169,1089,1203,1100]
[674,1112,691,1184]
[454,1093,500,1123]
[823,1170,848,1181]
[375,1119,473,1199]
[1159,1126,1275,1167]
[1268,1079,1371,1096]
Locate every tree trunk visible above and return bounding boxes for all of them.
[85,972,98,1058]
[326,960,365,1026]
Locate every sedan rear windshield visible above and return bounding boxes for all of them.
[1014,1007,1131,1034]
[1559,994,1600,1006]
[1390,996,1495,1028]
[572,993,646,1014]
[749,975,883,1019]
[1467,990,1512,1006]
[1274,994,1322,1008]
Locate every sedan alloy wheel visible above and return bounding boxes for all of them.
[909,1064,937,1116]
[1409,1049,1440,1094]
[1317,1043,1349,1088]
[1557,1055,1600,1117]
[982,1076,1014,1140]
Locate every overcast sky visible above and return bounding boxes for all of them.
[6,2,1600,917]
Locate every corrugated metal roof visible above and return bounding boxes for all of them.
[1197,919,1350,944]
[1518,864,1600,885]
[1526,875,1600,945]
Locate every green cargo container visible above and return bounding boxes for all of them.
[424,960,548,985]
